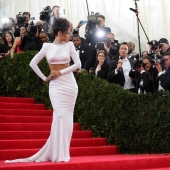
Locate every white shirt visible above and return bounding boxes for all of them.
[75,46,80,56]
[115,57,134,90]
[138,70,146,94]
[158,69,166,91]
[122,57,134,90]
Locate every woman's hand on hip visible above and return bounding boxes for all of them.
[45,71,61,82]
[51,71,61,78]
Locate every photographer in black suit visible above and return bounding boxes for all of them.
[155,52,170,91]
[141,56,159,93]
[129,60,154,94]
[14,12,31,37]
[72,34,94,73]
[85,15,111,47]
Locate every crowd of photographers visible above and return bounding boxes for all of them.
[0,5,170,93]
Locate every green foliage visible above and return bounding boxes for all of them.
[0,51,170,154]
[0,51,51,108]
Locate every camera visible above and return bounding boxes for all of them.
[109,40,120,57]
[133,60,146,69]
[129,60,146,78]
[96,32,110,50]
[97,42,104,50]
[16,12,26,28]
[147,52,162,65]
[96,38,110,50]
[28,21,39,35]
[87,14,100,30]
[147,40,163,51]
[40,6,52,21]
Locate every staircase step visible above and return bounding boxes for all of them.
[0,130,93,139]
[0,102,46,110]
[0,146,119,160]
[0,97,35,103]
[0,123,81,131]
[0,138,107,149]
[0,115,52,123]
[139,168,170,170]
[1,155,170,170]
[0,109,53,116]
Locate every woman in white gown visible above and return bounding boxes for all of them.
[5,18,81,163]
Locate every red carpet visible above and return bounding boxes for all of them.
[0,97,170,170]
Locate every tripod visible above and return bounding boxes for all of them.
[130,0,150,57]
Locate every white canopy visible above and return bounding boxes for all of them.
[0,0,169,52]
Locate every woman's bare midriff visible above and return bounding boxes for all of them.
[48,63,68,72]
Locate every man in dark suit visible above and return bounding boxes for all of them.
[72,34,94,73]
[141,56,159,93]
[129,59,156,94]
[155,52,170,91]
[107,42,135,91]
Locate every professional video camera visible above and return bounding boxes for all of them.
[40,6,52,21]
[87,14,100,30]
[15,12,26,28]
[147,40,163,51]
[28,21,39,35]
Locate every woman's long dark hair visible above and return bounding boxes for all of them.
[2,31,14,52]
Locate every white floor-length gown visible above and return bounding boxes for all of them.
[5,41,81,163]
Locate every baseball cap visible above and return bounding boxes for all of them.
[159,38,169,44]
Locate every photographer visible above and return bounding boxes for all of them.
[96,33,119,65]
[85,15,111,47]
[129,60,153,94]
[147,40,161,56]
[42,5,60,36]
[72,21,84,35]
[14,12,31,37]
[0,17,15,35]
[159,38,170,55]
[155,52,170,91]
[141,56,159,93]
[23,25,40,51]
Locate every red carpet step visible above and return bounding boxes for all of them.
[1,97,170,170]
[0,97,118,161]
[1,154,170,170]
